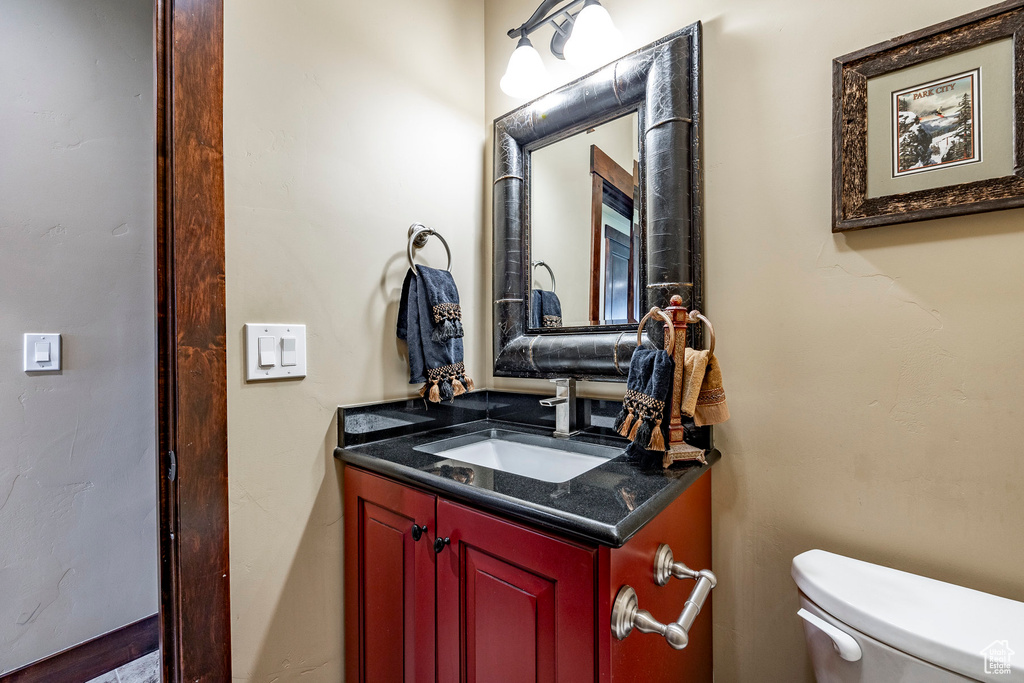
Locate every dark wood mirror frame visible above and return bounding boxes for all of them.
[156,0,231,680]
[493,23,704,381]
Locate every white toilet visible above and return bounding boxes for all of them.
[792,549,1024,682]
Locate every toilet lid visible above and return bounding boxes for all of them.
[792,549,1024,682]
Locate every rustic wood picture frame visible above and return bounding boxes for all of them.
[833,0,1024,232]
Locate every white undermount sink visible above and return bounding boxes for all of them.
[414,429,622,484]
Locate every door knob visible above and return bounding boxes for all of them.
[411,524,427,541]
[434,537,450,554]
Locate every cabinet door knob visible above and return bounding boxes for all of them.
[411,524,427,541]
[433,537,450,554]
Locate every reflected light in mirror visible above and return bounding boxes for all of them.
[563,0,623,67]
[500,35,551,98]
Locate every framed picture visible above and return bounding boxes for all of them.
[832,0,1024,232]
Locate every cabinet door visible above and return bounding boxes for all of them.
[436,500,596,683]
[344,467,436,682]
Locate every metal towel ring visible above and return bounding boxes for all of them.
[531,260,556,292]
[407,223,452,275]
[636,307,676,355]
[687,310,716,356]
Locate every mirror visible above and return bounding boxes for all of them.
[529,113,641,328]
[493,23,703,381]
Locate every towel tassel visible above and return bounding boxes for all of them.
[428,380,441,403]
[633,418,652,448]
[647,417,665,451]
[613,404,630,434]
[617,407,635,437]
[627,415,642,441]
[452,378,466,396]
[431,320,458,343]
[439,379,455,402]
[465,376,475,392]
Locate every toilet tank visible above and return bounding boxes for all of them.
[792,550,1024,683]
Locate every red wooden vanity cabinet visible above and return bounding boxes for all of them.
[343,465,712,682]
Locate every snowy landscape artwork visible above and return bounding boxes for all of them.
[891,68,980,177]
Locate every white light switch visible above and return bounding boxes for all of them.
[281,337,297,366]
[24,334,61,372]
[245,324,306,381]
[258,336,276,367]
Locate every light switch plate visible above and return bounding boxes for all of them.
[245,324,306,381]
[24,333,61,372]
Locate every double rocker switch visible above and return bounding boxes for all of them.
[258,336,297,368]
[245,324,306,381]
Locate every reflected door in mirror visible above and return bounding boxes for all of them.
[590,145,639,325]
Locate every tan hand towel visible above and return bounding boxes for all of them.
[694,353,730,426]
[681,348,709,418]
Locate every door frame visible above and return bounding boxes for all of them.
[588,145,637,325]
[156,0,231,680]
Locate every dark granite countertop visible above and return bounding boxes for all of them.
[334,391,719,548]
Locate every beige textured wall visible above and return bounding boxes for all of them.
[485,1,1024,681]
[224,0,484,679]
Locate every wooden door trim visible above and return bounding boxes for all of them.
[589,172,605,324]
[591,145,633,197]
[589,145,636,324]
[156,0,231,680]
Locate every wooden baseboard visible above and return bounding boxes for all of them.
[1,614,158,683]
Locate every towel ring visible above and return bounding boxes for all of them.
[531,260,556,292]
[407,223,452,275]
[687,310,715,356]
[636,307,676,356]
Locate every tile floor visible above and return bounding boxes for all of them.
[84,650,159,683]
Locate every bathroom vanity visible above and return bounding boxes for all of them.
[341,20,717,681]
[336,392,717,682]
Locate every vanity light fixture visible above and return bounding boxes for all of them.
[500,0,623,98]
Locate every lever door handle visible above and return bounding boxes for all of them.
[433,537,450,554]
[411,524,427,541]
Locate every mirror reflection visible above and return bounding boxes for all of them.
[530,112,640,329]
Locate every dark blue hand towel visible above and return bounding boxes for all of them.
[530,289,562,328]
[613,347,675,463]
[397,268,473,402]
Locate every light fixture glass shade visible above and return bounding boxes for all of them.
[497,37,548,98]
[500,37,550,99]
[563,1,623,67]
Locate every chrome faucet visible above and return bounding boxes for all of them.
[539,378,578,438]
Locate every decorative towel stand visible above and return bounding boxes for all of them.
[638,295,715,467]
[407,223,452,275]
